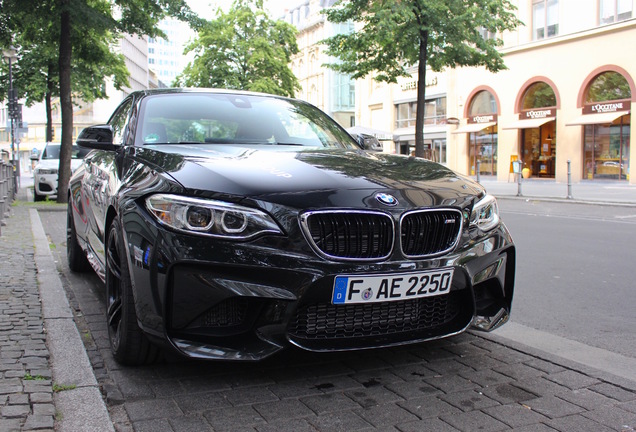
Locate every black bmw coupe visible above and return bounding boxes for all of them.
[68,89,515,365]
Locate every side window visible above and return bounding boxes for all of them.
[109,98,134,144]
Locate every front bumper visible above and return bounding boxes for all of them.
[34,173,58,197]
[124,212,515,361]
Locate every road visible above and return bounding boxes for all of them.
[35,200,636,431]
[496,199,636,359]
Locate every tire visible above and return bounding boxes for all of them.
[34,190,45,202]
[106,218,160,365]
[67,204,92,272]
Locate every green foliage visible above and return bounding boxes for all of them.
[176,0,300,97]
[323,0,523,82]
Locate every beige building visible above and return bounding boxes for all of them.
[283,0,356,128]
[356,0,635,184]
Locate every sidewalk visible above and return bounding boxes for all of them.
[1,179,636,431]
[478,176,636,205]
[0,187,112,432]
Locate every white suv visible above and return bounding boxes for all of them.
[33,143,90,201]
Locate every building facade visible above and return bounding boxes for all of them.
[283,0,356,128]
[356,0,635,184]
[147,17,196,87]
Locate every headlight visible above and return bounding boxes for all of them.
[146,194,283,240]
[37,168,58,175]
[470,194,499,232]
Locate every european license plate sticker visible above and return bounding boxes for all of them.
[332,268,454,305]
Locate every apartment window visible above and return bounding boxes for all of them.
[478,27,497,41]
[395,97,447,129]
[533,0,559,40]
[333,73,355,111]
[600,0,632,24]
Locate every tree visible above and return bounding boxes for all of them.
[322,0,522,158]
[175,0,300,98]
[55,0,200,203]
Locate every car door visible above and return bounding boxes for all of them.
[84,97,135,271]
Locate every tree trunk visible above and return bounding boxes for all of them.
[414,29,429,158]
[45,63,54,142]
[57,1,72,204]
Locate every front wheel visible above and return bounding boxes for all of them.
[105,218,160,365]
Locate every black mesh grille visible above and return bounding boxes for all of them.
[191,297,249,329]
[288,294,461,340]
[401,210,462,257]
[303,212,393,259]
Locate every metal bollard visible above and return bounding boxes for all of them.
[567,160,573,199]
[476,159,481,183]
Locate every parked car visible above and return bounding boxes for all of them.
[68,89,515,365]
[33,143,89,201]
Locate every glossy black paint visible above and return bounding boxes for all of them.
[68,89,515,362]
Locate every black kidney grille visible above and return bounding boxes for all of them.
[401,210,462,257]
[289,295,461,340]
[304,212,393,260]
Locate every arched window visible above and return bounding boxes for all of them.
[585,71,631,103]
[469,90,497,115]
[522,82,557,109]
[582,71,631,181]
[467,90,498,177]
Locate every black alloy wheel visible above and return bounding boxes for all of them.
[67,203,91,272]
[105,217,159,365]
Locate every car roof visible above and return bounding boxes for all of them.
[131,88,295,103]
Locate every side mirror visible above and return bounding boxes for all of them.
[356,133,383,152]
[76,125,118,150]
[30,152,39,161]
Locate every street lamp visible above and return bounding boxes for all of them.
[3,46,19,191]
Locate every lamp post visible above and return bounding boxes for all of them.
[3,46,19,192]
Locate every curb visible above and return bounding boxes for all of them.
[493,194,636,208]
[29,209,114,432]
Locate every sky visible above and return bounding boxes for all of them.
[186,0,293,20]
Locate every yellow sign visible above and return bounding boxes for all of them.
[510,155,519,173]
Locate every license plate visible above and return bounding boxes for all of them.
[332,268,454,305]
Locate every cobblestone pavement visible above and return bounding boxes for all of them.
[0,201,55,432]
[2,193,636,431]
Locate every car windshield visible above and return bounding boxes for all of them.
[137,93,359,149]
[41,145,90,160]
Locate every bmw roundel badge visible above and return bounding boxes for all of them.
[376,193,398,206]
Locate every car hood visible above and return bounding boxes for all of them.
[134,144,484,208]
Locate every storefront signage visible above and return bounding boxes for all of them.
[583,100,629,114]
[400,76,438,91]
[468,114,497,124]
[523,108,554,119]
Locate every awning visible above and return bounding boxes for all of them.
[451,122,496,134]
[502,117,555,130]
[566,111,629,126]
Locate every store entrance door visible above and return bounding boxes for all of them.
[520,120,556,178]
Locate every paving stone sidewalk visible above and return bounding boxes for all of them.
[0,200,55,432]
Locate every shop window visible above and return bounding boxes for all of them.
[600,0,632,24]
[585,71,631,103]
[584,118,630,180]
[533,0,559,40]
